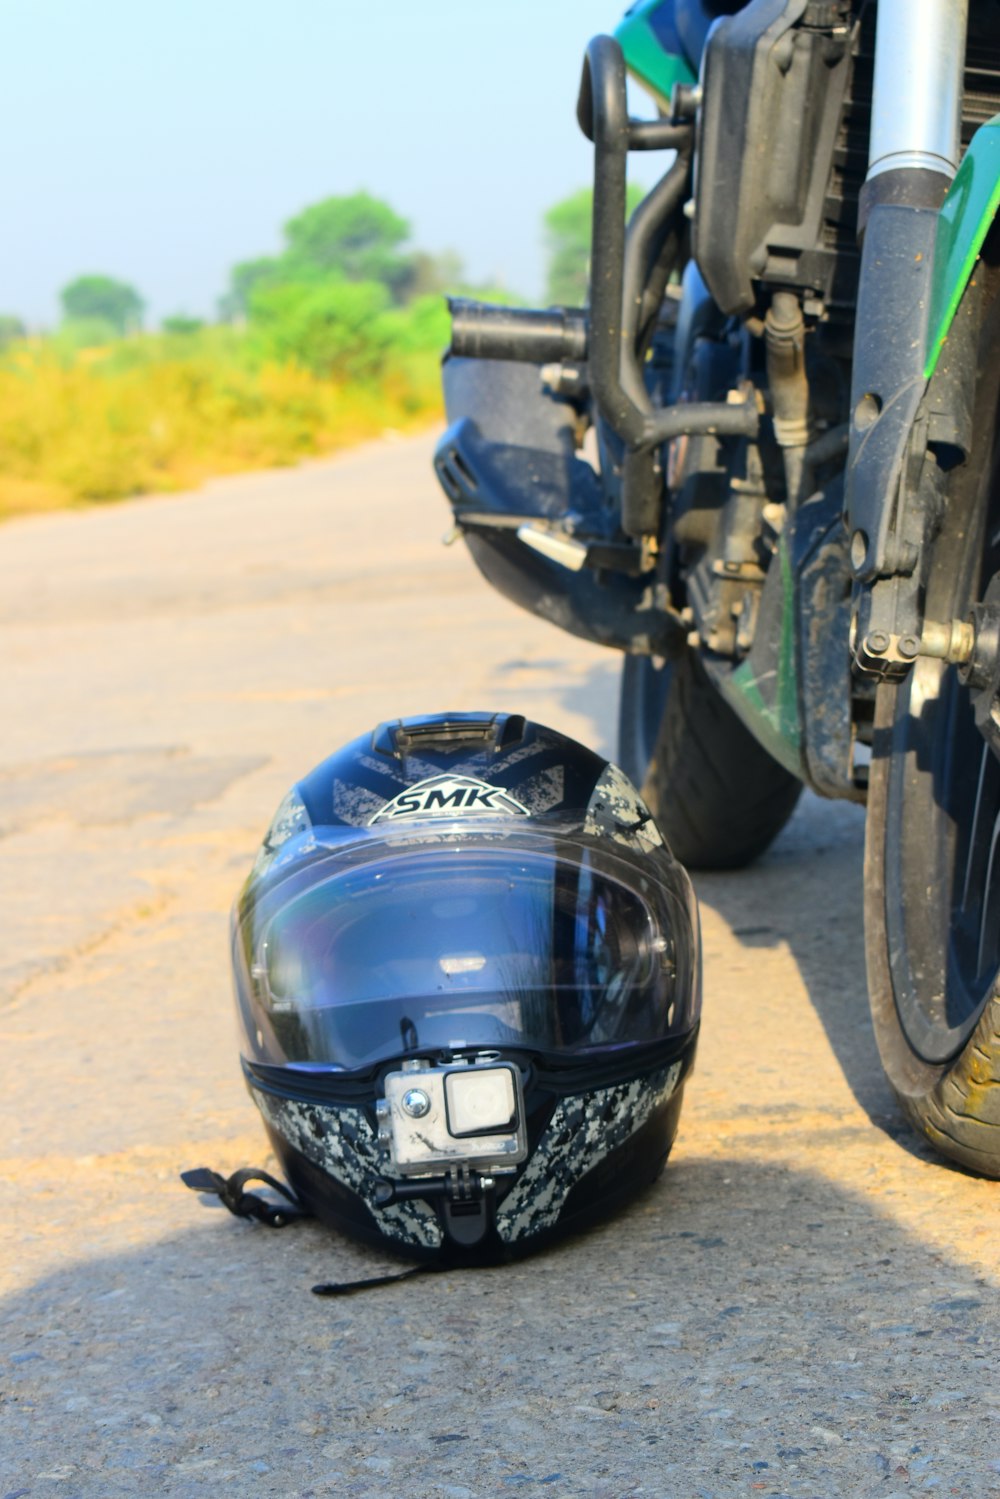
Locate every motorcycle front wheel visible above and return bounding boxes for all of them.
[864,278,1000,1176]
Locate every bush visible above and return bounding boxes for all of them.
[162,315,204,335]
[0,331,443,521]
[0,187,462,523]
[247,279,396,379]
[52,317,120,354]
[381,293,452,354]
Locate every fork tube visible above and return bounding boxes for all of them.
[868,0,968,181]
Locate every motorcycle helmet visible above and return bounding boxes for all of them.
[231,711,701,1262]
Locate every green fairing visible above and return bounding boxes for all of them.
[925,115,1000,379]
[615,1,696,107]
[726,536,802,778]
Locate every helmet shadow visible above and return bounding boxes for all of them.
[2,1156,995,1497]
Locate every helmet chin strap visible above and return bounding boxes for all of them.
[311,1263,443,1297]
[180,1164,497,1296]
[180,1166,310,1228]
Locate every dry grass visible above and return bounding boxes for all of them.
[0,335,443,523]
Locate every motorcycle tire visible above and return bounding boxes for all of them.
[618,649,802,870]
[864,271,1000,1177]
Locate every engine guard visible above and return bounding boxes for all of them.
[434,355,684,657]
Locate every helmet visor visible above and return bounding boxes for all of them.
[238,835,697,1070]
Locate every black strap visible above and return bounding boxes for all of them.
[312,1263,444,1297]
[180,1166,311,1228]
[183,1167,485,1298]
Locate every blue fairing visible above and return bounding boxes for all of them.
[640,0,746,70]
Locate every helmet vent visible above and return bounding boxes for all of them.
[373,713,526,758]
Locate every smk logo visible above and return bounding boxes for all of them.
[370,775,529,824]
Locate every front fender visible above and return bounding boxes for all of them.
[926,115,1000,379]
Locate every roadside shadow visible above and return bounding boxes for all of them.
[555,661,936,1165]
[2,1158,994,1497]
[689,792,951,1164]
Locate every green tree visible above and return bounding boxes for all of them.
[282,192,414,301]
[379,293,453,355]
[248,279,395,379]
[543,184,646,305]
[60,274,144,334]
[55,317,119,353]
[219,191,444,321]
[218,256,285,322]
[162,314,204,335]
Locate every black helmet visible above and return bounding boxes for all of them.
[232,711,701,1261]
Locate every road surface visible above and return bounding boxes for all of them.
[1,432,997,1497]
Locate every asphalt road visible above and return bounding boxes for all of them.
[1,431,997,1498]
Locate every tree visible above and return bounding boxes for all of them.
[248,279,394,380]
[219,192,436,320]
[162,314,204,335]
[60,275,144,334]
[0,315,25,350]
[543,184,646,306]
[282,192,414,302]
[218,256,285,322]
[379,293,453,356]
[55,317,118,351]
[407,249,464,299]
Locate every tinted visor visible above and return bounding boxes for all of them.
[239,835,697,1070]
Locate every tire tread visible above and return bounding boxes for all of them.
[865,683,1000,1177]
[640,652,802,870]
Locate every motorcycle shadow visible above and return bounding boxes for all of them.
[552,660,957,1172]
[688,790,963,1171]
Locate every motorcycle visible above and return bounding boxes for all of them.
[432,0,1000,1175]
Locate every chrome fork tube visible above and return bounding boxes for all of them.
[868,0,969,182]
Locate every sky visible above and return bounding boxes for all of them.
[0,0,647,329]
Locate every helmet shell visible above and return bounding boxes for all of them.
[232,712,701,1262]
[299,710,616,836]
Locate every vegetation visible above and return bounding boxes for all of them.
[218,192,442,321]
[161,314,204,335]
[60,274,145,335]
[0,181,607,523]
[544,183,645,305]
[0,192,476,521]
[0,316,26,350]
[0,328,445,519]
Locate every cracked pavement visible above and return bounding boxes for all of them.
[1,433,997,1498]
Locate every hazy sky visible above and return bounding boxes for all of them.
[0,0,643,328]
